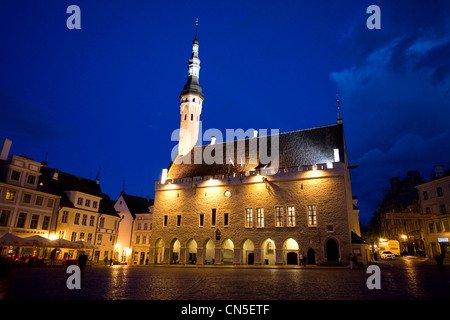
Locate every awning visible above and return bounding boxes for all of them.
[0,233,83,249]
[0,233,35,246]
[24,235,54,247]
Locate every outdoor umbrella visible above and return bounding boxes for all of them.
[24,235,54,247]
[0,233,34,246]
[50,238,82,249]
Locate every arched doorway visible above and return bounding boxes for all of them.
[326,238,339,262]
[221,238,234,264]
[283,238,299,265]
[155,238,165,264]
[203,238,215,264]
[186,239,197,264]
[170,239,181,264]
[261,238,276,265]
[241,239,255,265]
[307,248,316,265]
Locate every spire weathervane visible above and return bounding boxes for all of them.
[336,93,343,124]
[195,18,198,40]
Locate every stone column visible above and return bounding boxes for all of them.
[214,248,221,264]
[276,249,283,265]
[254,248,262,265]
[234,248,241,265]
[180,247,186,264]
[196,248,203,265]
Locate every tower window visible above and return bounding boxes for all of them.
[191,114,193,121]
[184,114,187,120]
[211,209,216,226]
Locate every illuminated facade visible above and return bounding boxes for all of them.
[415,166,450,257]
[149,32,363,266]
[114,192,153,264]
[0,139,120,263]
[39,166,120,263]
[379,166,450,258]
[0,146,60,244]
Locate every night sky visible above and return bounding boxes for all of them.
[1,1,449,226]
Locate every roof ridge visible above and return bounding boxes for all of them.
[194,122,341,147]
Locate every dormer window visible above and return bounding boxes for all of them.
[85,199,91,207]
[93,201,98,209]
[11,170,20,181]
[77,197,83,205]
[27,175,36,185]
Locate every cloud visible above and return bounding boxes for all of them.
[328,1,450,223]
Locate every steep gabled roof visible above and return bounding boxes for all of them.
[119,192,154,218]
[39,166,119,217]
[168,123,345,179]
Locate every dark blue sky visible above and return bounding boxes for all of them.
[1,1,449,225]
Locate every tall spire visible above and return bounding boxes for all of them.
[180,18,203,100]
[336,93,343,124]
[177,19,205,157]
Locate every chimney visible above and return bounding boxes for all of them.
[0,138,12,161]
[435,165,445,179]
[52,169,59,180]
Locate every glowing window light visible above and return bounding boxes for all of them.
[161,168,168,184]
[334,148,340,162]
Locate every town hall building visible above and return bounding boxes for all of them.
[149,27,364,266]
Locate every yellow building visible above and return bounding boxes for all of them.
[39,166,120,264]
[0,147,61,258]
[149,31,363,266]
[114,192,153,264]
[416,167,450,257]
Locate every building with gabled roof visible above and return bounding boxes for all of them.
[149,28,365,266]
[114,192,153,264]
[0,141,61,248]
[0,139,120,264]
[38,164,120,264]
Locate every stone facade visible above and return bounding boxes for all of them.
[148,31,361,266]
[150,161,357,265]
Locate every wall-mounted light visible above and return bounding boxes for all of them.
[161,168,168,184]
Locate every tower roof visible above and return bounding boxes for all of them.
[180,19,204,100]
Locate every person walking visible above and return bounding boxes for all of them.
[349,253,355,270]
[435,253,444,270]
[78,252,88,278]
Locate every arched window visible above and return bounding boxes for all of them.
[184,114,187,120]
[191,114,193,121]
